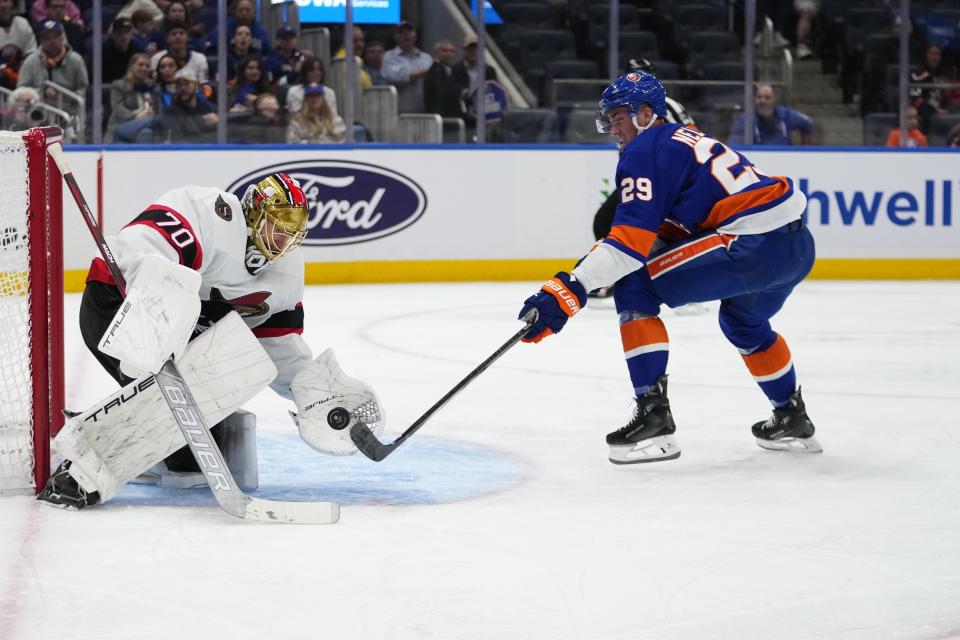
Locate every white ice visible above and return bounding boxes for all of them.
[2,280,959,640]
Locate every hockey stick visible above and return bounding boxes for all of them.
[49,144,338,524]
[350,310,536,462]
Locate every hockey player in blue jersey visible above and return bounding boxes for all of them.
[518,72,821,464]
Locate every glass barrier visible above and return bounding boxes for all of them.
[13,0,958,147]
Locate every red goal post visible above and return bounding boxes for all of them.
[0,126,64,495]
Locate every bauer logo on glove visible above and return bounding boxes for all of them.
[518,271,588,344]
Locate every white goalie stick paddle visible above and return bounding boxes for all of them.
[350,309,537,462]
[49,143,339,524]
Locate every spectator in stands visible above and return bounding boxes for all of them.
[116,0,163,24]
[264,24,303,87]
[103,17,143,84]
[150,19,210,96]
[287,82,345,143]
[30,0,82,29]
[424,39,467,120]
[0,0,37,57]
[226,24,258,81]
[910,43,960,134]
[885,105,928,147]
[227,54,271,113]
[381,21,432,113]
[163,0,189,25]
[333,25,372,92]
[155,66,217,142]
[0,43,26,89]
[131,9,162,55]
[206,0,271,59]
[452,34,480,94]
[151,52,177,111]
[232,92,284,143]
[729,83,814,145]
[1,85,46,129]
[41,0,85,56]
[16,21,88,113]
[107,52,155,143]
[158,0,204,51]
[364,39,386,86]
[467,65,508,135]
[285,56,336,115]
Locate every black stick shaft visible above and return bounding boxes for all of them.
[351,310,536,461]
[388,323,530,450]
[62,170,127,290]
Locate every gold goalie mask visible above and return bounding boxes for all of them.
[241,172,309,261]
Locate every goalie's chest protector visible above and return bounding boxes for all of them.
[132,186,306,331]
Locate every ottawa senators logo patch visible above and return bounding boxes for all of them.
[214,195,232,221]
[209,287,270,318]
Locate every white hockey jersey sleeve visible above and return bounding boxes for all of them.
[258,333,314,399]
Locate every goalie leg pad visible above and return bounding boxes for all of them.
[290,348,385,456]
[56,312,277,501]
[135,410,259,490]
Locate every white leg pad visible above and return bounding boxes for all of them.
[135,410,260,490]
[56,312,277,501]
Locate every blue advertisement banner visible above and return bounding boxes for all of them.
[291,0,401,25]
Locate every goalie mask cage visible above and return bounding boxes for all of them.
[0,127,64,495]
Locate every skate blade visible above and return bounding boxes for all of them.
[36,496,79,511]
[755,434,822,453]
[609,434,681,465]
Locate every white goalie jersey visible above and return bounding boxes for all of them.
[85,185,312,397]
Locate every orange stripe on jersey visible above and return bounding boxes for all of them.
[620,317,669,355]
[607,224,657,257]
[742,334,792,380]
[702,176,791,230]
[647,233,735,280]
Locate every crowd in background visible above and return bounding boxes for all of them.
[0,0,958,146]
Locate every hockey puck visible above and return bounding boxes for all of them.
[327,407,351,430]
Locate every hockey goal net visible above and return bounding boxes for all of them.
[0,127,63,495]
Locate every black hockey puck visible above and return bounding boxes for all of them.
[327,407,351,430]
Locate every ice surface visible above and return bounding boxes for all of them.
[1,280,959,640]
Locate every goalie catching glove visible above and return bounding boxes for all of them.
[518,272,587,343]
[98,254,201,378]
[290,349,386,456]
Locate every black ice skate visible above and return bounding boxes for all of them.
[36,461,100,510]
[606,375,681,464]
[752,388,822,453]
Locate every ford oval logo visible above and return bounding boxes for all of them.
[226,160,427,246]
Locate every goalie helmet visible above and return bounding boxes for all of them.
[241,172,309,261]
[596,71,667,134]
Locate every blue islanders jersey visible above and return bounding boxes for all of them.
[603,123,807,263]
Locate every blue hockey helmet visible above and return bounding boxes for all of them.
[596,72,667,133]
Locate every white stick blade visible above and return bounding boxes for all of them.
[243,497,341,524]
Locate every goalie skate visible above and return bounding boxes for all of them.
[606,375,681,464]
[752,387,822,453]
[37,461,100,510]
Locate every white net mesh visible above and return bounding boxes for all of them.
[0,132,33,493]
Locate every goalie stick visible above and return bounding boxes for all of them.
[349,310,536,462]
[49,143,339,524]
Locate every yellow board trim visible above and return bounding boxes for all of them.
[60,258,960,293]
[808,259,960,280]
